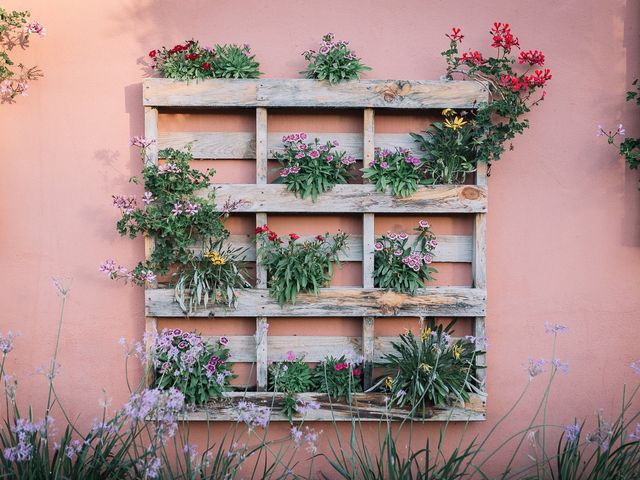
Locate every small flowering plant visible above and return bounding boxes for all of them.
[301,33,370,84]
[361,147,423,197]
[273,133,356,202]
[312,354,363,401]
[151,329,236,405]
[174,240,251,313]
[373,220,437,295]
[268,352,315,421]
[149,40,261,80]
[256,226,349,305]
[0,7,45,102]
[441,22,551,168]
[375,320,482,415]
[410,108,477,184]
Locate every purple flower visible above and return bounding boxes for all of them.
[0,331,18,355]
[380,161,389,169]
[309,150,320,159]
[112,195,137,214]
[300,133,308,140]
[629,423,640,441]
[184,201,200,216]
[564,423,581,442]
[544,322,568,335]
[295,400,320,415]
[291,426,303,445]
[374,242,384,251]
[219,336,229,346]
[553,359,569,374]
[332,140,339,147]
[280,168,290,177]
[171,202,183,216]
[286,350,296,361]
[631,360,640,375]
[527,358,546,378]
[234,401,271,429]
[142,191,155,205]
[137,457,161,479]
[341,155,356,165]
[596,125,605,137]
[617,124,626,136]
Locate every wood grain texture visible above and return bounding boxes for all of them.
[195,234,472,263]
[146,287,486,317]
[183,391,486,422]
[144,78,489,109]
[157,132,422,159]
[210,184,487,213]
[473,161,487,386]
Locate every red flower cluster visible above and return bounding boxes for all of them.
[490,22,519,52]
[289,233,300,241]
[255,224,282,242]
[255,225,270,234]
[460,50,486,65]
[448,27,464,42]
[315,235,325,242]
[529,68,552,86]
[148,50,157,58]
[184,53,199,61]
[335,362,348,371]
[518,50,545,66]
[499,68,552,92]
[201,62,212,71]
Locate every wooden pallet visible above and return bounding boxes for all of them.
[143,78,489,422]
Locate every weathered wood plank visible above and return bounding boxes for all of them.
[144,78,489,109]
[146,287,486,317]
[473,162,488,387]
[210,184,487,213]
[199,234,471,263]
[157,132,423,160]
[183,391,487,422]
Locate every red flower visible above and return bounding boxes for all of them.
[490,22,519,52]
[529,69,552,86]
[148,50,157,58]
[352,368,362,377]
[184,53,199,61]
[460,50,486,65]
[289,233,300,241]
[335,363,349,371]
[499,74,530,92]
[201,62,212,71]
[448,27,464,42]
[518,50,545,66]
[315,235,325,242]
[255,225,270,234]
[268,232,278,242]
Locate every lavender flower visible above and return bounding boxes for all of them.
[544,322,568,335]
[112,195,137,214]
[527,358,546,378]
[596,125,605,137]
[137,457,161,479]
[295,400,320,415]
[553,359,569,375]
[630,360,640,375]
[0,331,18,354]
[234,401,271,429]
[629,423,640,441]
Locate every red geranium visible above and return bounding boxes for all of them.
[267,231,278,242]
[148,50,157,58]
[255,225,270,234]
[448,27,464,42]
[490,22,519,52]
[518,50,545,66]
[289,233,300,241]
[184,53,199,61]
[334,362,348,371]
[201,62,212,71]
[460,50,486,65]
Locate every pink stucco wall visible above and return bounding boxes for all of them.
[1,0,639,475]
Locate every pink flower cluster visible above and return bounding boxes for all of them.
[129,136,156,149]
[302,33,354,61]
[158,162,182,175]
[112,195,137,214]
[401,252,433,272]
[25,21,46,36]
[282,132,308,143]
[99,260,156,285]
[171,201,200,216]
[370,147,420,168]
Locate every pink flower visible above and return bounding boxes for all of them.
[184,202,200,216]
[341,155,356,165]
[309,150,320,159]
[299,133,308,140]
[129,136,156,149]
[171,203,183,216]
[334,363,348,371]
[374,242,384,251]
[280,168,290,177]
[286,350,296,361]
[142,192,155,205]
[332,140,339,147]
[398,232,408,240]
[0,80,12,96]
[418,220,430,229]
[26,21,46,36]
[219,336,229,346]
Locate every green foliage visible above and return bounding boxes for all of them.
[269,354,315,421]
[174,240,251,313]
[149,39,217,81]
[273,133,355,202]
[410,109,477,184]
[256,227,348,305]
[373,220,437,295]
[621,79,640,170]
[361,147,424,197]
[301,33,371,84]
[115,147,228,275]
[312,355,363,401]
[374,320,481,415]
[211,44,261,79]
[152,329,235,405]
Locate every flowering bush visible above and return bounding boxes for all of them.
[375,320,482,415]
[268,352,315,421]
[361,147,424,197]
[373,220,437,295]
[312,353,363,401]
[273,133,356,202]
[149,40,260,80]
[256,226,349,304]
[301,33,370,84]
[598,79,640,174]
[174,240,251,313]
[440,22,550,169]
[0,8,44,102]
[151,329,236,405]
[411,108,477,184]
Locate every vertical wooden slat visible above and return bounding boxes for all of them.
[362,108,376,389]
[255,107,269,391]
[144,107,159,386]
[473,161,487,388]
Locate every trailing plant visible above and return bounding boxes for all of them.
[256,225,349,304]
[440,22,550,170]
[373,220,437,295]
[273,133,356,202]
[411,108,477,184]
[301,32,371,84]
[361,147,424,197]
[268,352,315,421]
[151,329,236,405]
[373,320,482,416]
[312,353,363,401]
[174,239,251,313]
[0,7,44,102]
[598,79,640,175]
[211,43,261,79]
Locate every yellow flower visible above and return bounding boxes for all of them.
[453,345,463,360]
[420,327,432,341]
[442,108,456,117]
[444,116,468,130]
[384,376,394,389]
[204,251,226,266]
[419,363,432,373]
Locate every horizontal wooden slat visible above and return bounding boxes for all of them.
[192,234,471,263]
[157,132,421,159]
[146,287,486,317]
[209,184,487,213]
[206,335,463,362]
[144,78,489,109]
[184,391,486,422]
